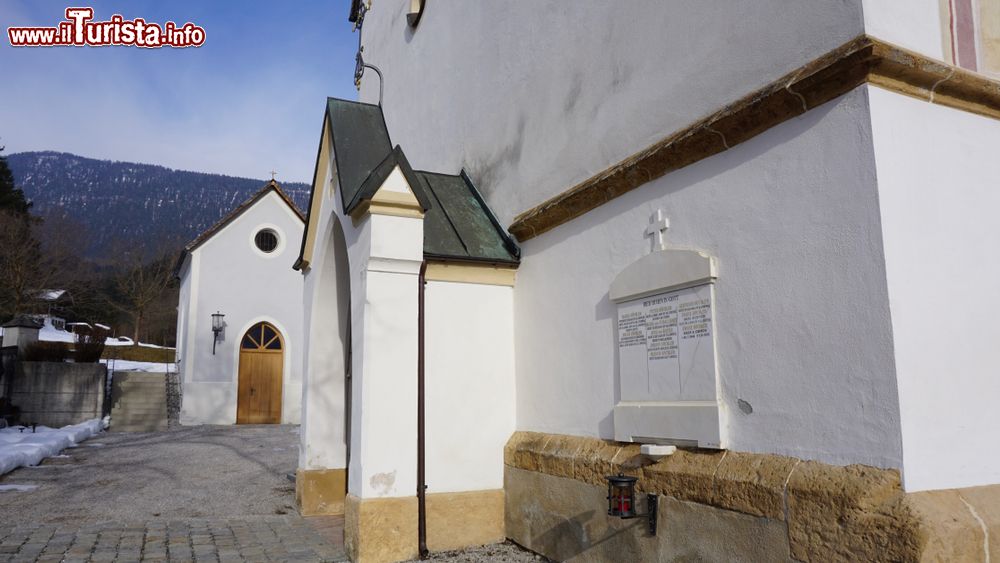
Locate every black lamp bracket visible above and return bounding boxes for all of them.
[621,493,658,535]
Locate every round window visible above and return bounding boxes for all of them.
[254,229,279,253]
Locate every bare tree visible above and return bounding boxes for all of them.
[0,211,81,319]
[105,240,178,344]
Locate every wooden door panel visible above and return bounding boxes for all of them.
[236,322,284,424]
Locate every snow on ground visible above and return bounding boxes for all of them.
[0,418,109,476]
[100,359,173,373]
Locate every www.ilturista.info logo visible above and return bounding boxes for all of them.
[7,7,205,48]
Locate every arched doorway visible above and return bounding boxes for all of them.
[237,321,284,424]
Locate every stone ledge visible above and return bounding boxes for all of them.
[505,431,1000,562]
[508,34,1000,242]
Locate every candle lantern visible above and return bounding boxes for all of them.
[605,473,658,535]
[211,311,225,354]
[606,474,637,518]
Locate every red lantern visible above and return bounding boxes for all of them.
[605,473,658,535]
[606,474,637,518]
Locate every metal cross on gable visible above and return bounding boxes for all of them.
[270,169,277,181]
[645,209,670,253]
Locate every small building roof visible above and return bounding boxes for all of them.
[176,180,305,277]
[2,316,43,329]
[298,97,519,267]
[28,289,70,302]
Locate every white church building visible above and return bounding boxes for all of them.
[294,1,1000,562]
[176,181,306,425]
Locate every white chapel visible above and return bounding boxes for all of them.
[176,180,306,425]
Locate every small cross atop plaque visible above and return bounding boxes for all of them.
[645,210,669,253]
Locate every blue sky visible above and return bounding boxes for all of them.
[0,1,359,183]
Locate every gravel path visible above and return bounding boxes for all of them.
[405,542,548,562]
[0,424,301,523]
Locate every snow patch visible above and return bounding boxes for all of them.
[0,484,39,492]
[0,417,108,476]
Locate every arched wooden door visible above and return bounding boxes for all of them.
[236,322,284,424]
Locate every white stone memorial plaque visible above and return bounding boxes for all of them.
[616,283,717,402]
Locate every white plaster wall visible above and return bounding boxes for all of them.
[299,209,351,470]
[515,87,905,469]
[300,144,425,499]
[179,191,305,425]
[175,259,192,368]
[358,1,865,226]
[425,281,515,494]
[869,85,1000,491]
[862,0,946,60]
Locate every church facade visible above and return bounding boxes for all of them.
[297,2,1000,561]
[176,181,306,425]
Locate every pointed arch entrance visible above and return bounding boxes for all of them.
[237,321,284,424]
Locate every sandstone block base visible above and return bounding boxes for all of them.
[426,489,505,552]
[345,494,418,563]
[505,431,1000,562]
[296,468,347,516]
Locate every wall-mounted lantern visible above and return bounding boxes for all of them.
[211,311,225,355]
[606,473,658,535]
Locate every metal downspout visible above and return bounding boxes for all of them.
[417,260,428,558]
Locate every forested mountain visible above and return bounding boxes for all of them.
[6,151,310,259]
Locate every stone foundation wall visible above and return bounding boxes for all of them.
[165,371,181,429]
[505,431,1000,562]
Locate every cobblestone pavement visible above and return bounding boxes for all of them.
[0,516,345,562]
[0,425,346,562]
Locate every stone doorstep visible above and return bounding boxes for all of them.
[505,430,1000,562]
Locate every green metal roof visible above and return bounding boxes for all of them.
[345,145,432,215]
[419,171,519,264]
[321,97,519,265]
[326,98,393,214]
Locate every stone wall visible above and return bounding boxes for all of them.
[10,362,106,427]
[505,431,1000,562]
[166,371,180,429]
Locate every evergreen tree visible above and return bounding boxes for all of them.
[0,146,31,215]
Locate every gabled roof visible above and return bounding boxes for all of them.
[326,98,394,214]
[345,145,432,215]
[176,180,304,277]
[183,180,303,254]
[419,170,520,264]
[297,97,520,269]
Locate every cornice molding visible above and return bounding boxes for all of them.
[509,35,1000,241]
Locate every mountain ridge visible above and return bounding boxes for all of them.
[6,151,311,259]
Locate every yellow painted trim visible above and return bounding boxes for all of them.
[299,116,332,270]
[425,262,517,286]
[372,184,421,208]
[295,467,347,516]
[349,171,426,224]
[349,200,425,224]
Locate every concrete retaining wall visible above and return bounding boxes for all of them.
[110,372,167,432]
[10,362,106,427]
